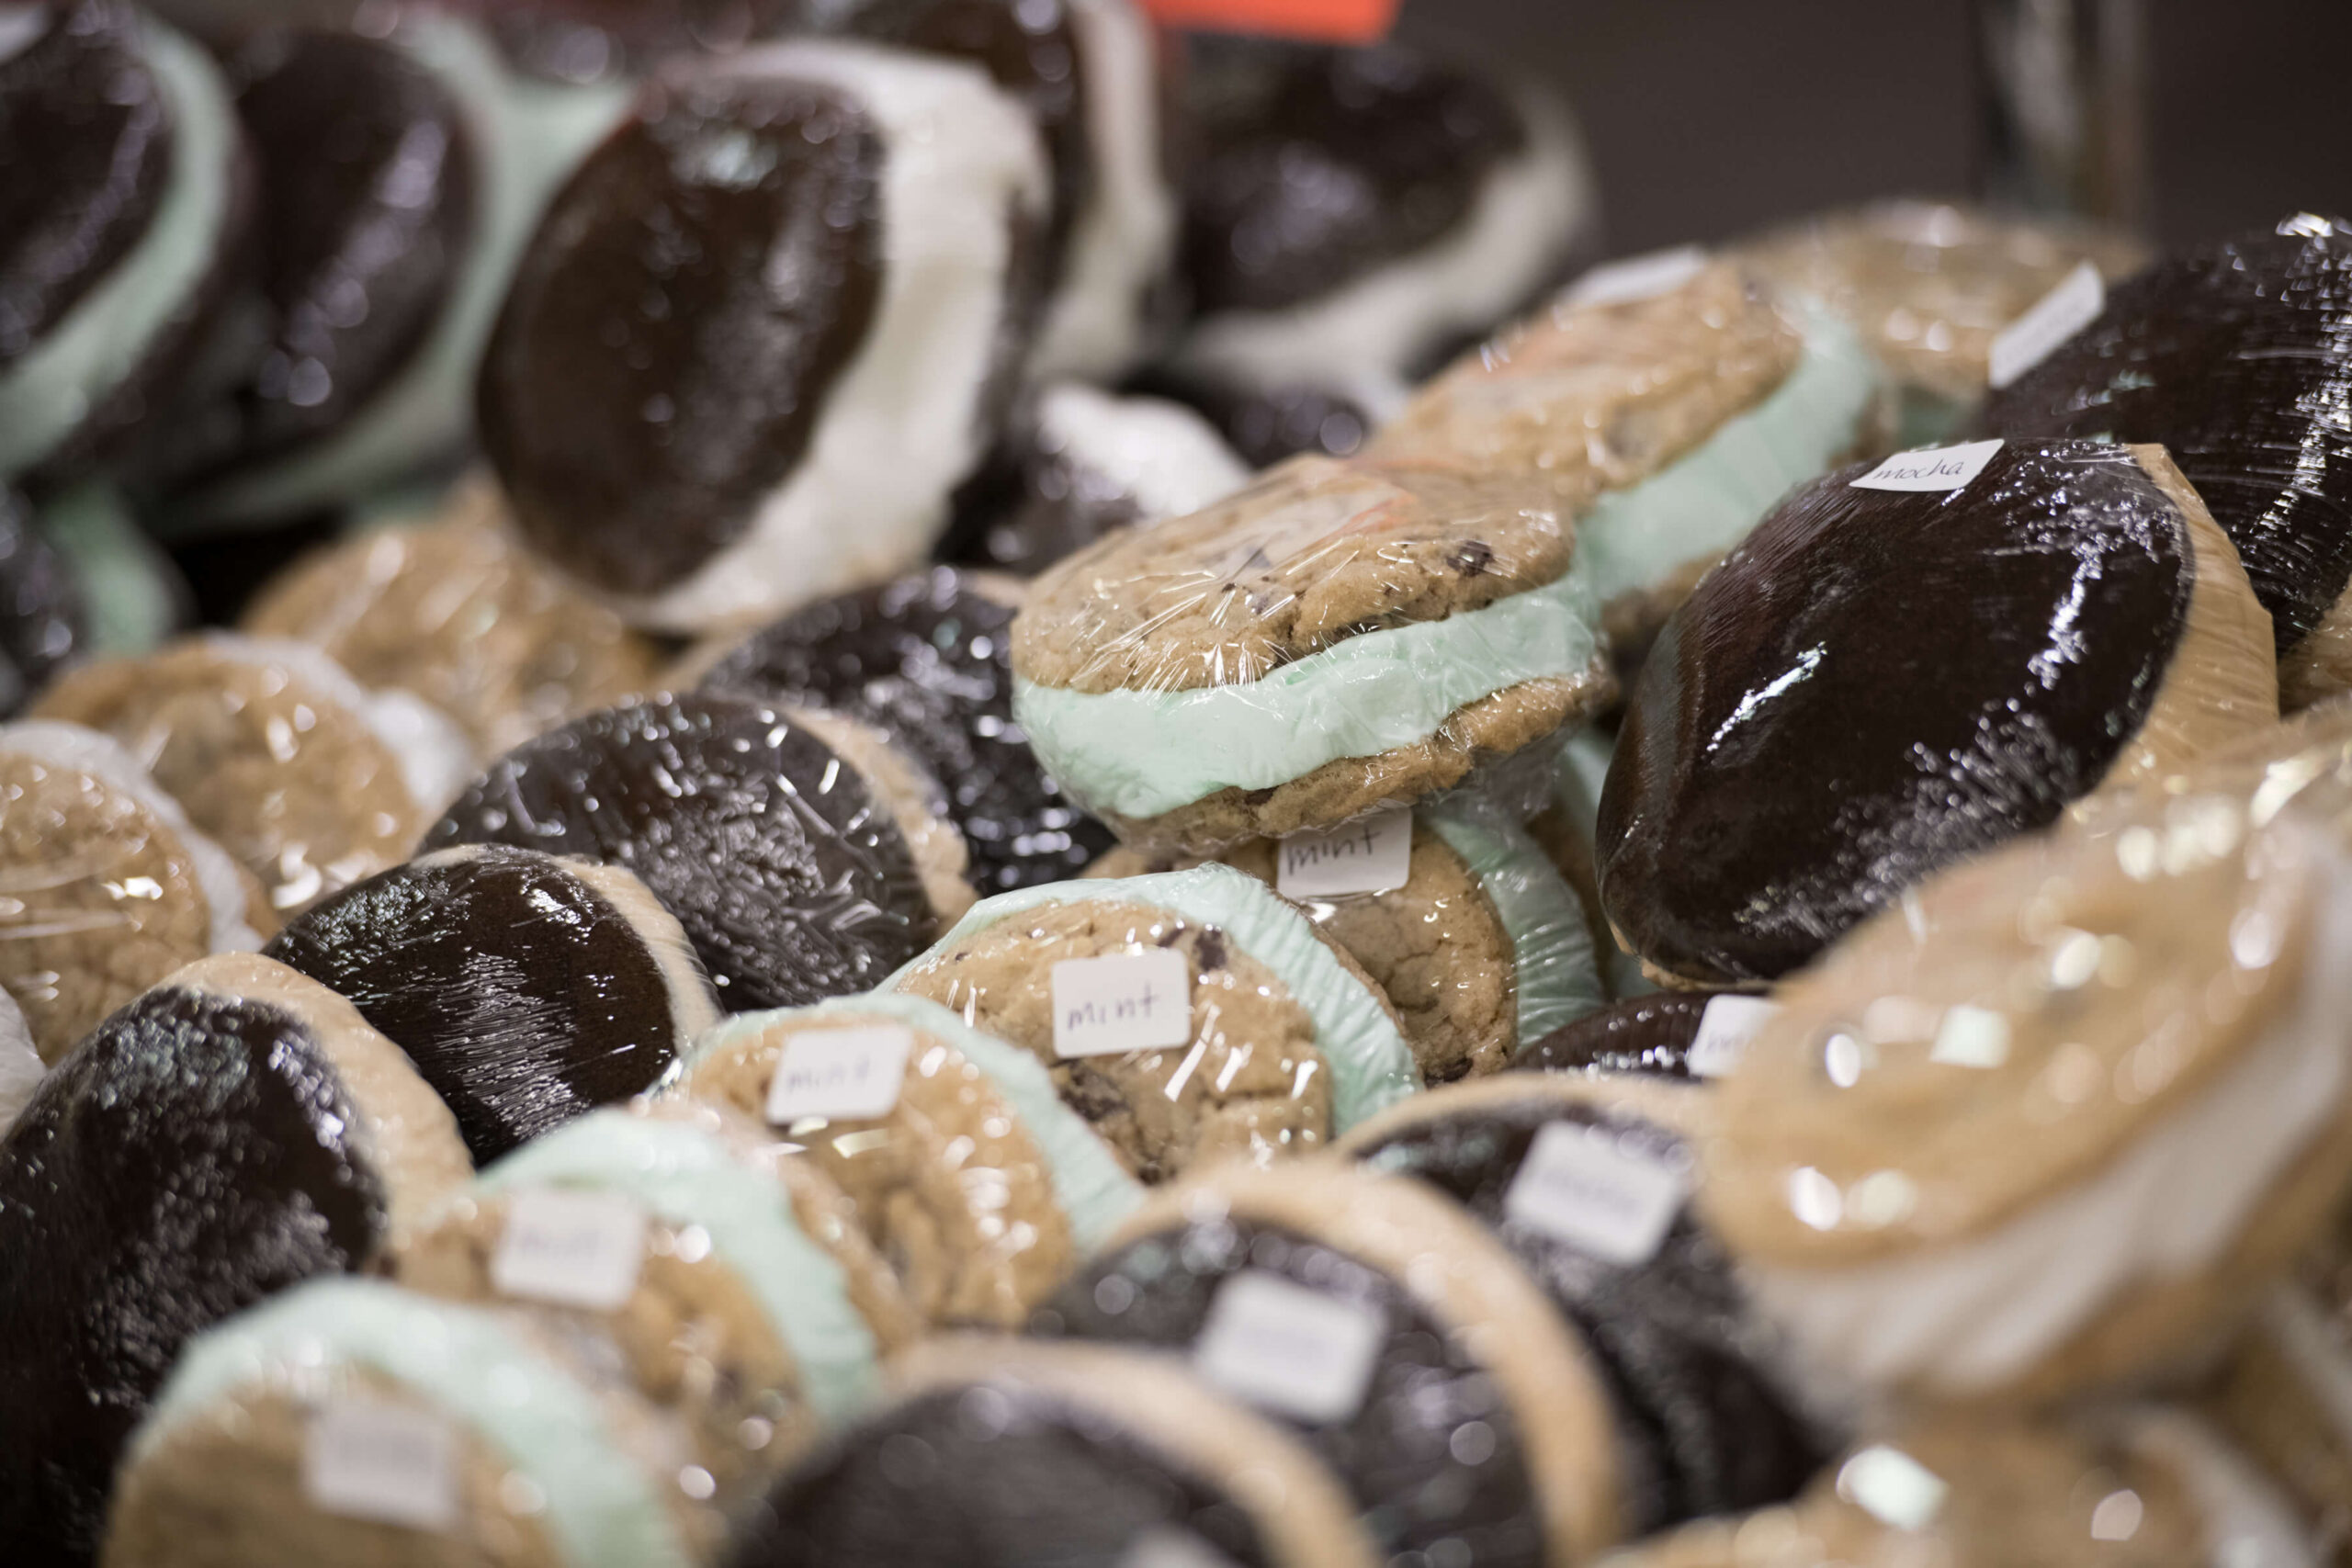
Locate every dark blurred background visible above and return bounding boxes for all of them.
[1397,0,2352,254]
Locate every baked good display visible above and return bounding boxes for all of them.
[0,953,470,1562]
[672,991,1143,1327]
[263,843,719,1160]
[1511,991,1714,1079]
[1984,216,2352,710]
[1012,454,1613,854]
[1600,438,2278,987]
[481,39,1051,633]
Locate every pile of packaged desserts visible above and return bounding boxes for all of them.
[7,1,2352,1564]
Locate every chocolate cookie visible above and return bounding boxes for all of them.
[1983,216,2352,709]
[1702,791,2352,1403]
[730,1336,1380,1568]
[396,1101,920,1508]
[264,843,719,1160]
[695,567,1114,894]
[672,991,1143,1327]
[1339,1075,1831,1531]
[241,475,662,757]
[33,631,473,915]
[1600,439,2278,987]
[481,40,1050,633]
[1012,454,1615,854]
[1512,992,1713,1079]
[0,720,267,1063]
[104,1278,715,1568]
[422,692,943,1014]
[1033,1160,1628,1566]
[887,863,1418,1180]
[0,953,471,1562]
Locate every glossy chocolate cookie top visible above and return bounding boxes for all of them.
[266,845,714,1160]
[0,983,387,1559]
[480,69,886,595]
[1510,992,1711,1079]
[0,0,174,367]
[0,488,83,717]
[1600,440,2192,984]
[1178,33,1526,316]
[423,692,934,1012]
[1984,216,2352,654]
[700,568,1113,892]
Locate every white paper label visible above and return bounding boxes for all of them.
[1276,808,1413,898]
[1687,994,1780,1079]
[1849,438,2006,494]
[1987,261,2105,389]
[491,1187,647,1311]
[763,1025,914,1123]
[1121,1527,1245,1568]
[1563,244,1711,310]
[303,1400,459,1532]
[1193,1270,1385,1424]
[1504,1120,1687,1266]
[1051,949,1193,1058]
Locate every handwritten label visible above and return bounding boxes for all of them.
[1504,1120,1687,1266]
[1687,994,1780,1079]
[1121,1527,1246,1568]
[491,1187,647,1311]
[763,1025,914,1123]
[1052,949,1193,1058]
[1849,438,2006,494]
[304,1400,459,1532]
[1276,808,1412,898]
[1988,261,2105,389]
[1193,1271,1385,1424]
[1562,244,1711,310]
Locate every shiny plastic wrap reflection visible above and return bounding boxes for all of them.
[673,992,1144,1328]
[1600,439,2278,987]
[0,954,470,1562]
[1340,1076,1832,1535]
[0,719,267,1064]
[395,1101,919,1513]
[731,1336,1382,1568]
[1009,454,1613,855]
[888,863,1419,1181]
[1735,199,2149,443]
[31,632,474,915]
[242,476,663,758]
[264,844,720,1161]
[104,1278,714,1568]
[1512,991,1713,1080]
[1701,784,2352,1404]
[1033,1159,1629,1567]
[423,693,940,1014]
[1984,216,2352,707]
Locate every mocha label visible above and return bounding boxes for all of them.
[1849,438,2005,495]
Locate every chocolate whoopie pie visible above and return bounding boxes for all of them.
[698,567,1115,893]
[481,39,1050,633]
[1984,216,2352,709]
[1600,438,2278,987]
[1512,991,1713,1078]
[0,485,83,716]
[423,692,944,1014]
[264,844,720,1160]
[732,1337,1381,1568]
[0,953,469,1562]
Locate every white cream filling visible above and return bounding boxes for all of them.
[623,42,1048,634]
[0,719,260,954]
[1170,82,1598,394]
[0,13,235,477]
[0,985,45,1133]
[1027,0,1176,380]
[1035,381,1250,522]
[2124,1407,2318,1568]
[1749,895,2352,1396]
[196,634,474,817]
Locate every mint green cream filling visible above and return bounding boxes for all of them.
[1548,726,1654,1000]
[1422,793,1607,1043]
[1014,561,1605,822]
[0,17,233,477]
[185,19,630,523]
[140,1278,693,1568]
[1576,305,1881,605]
[40,482,178,654]
[477,1111,880,1424]
[888,863,1421,1132]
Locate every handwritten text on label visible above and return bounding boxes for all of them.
[1193,1270,1385,1424]
[1850,438,2006,494]
[1504,1120,1688,1266]
[1052,949,1193,1058]
[1276,807,1413,897]
[1688,994,1781,1079]
[491,1187,647,1311]
[764,1025,914,1123]
[304,1400,459,1532]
